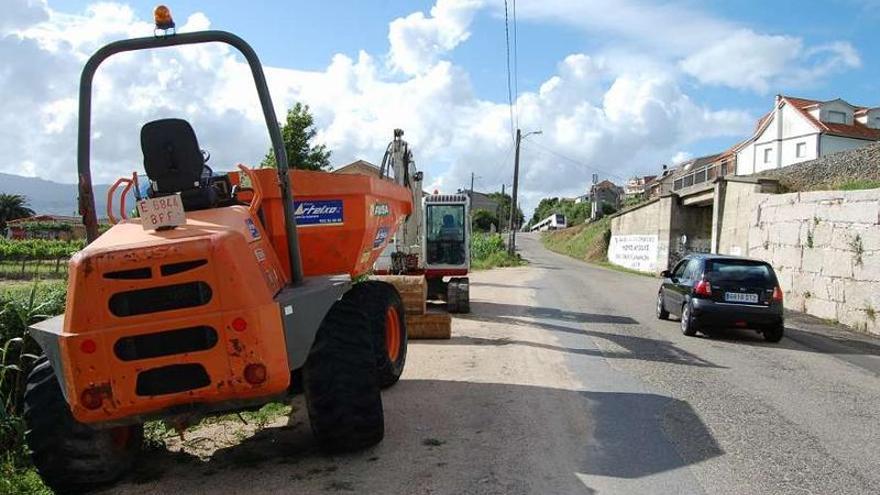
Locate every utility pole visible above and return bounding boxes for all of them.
[470,172,475,196]
[500,183,506,231]
[507,129,541,254]
[508,129,522,255]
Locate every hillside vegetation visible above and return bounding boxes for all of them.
[471,233,524,270]
[528,197,591,227]
[541,217,611,263]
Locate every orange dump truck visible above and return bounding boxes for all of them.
[26,17,412,494]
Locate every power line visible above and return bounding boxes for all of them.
[512,0,519,129]
[523,139,628,182]
[503,0,515,143]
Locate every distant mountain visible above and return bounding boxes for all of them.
[0,172,109,217]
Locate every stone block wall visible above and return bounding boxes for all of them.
[740,189,880,334]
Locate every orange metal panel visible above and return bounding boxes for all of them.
[60,206,289,424]
[231,169,413,278]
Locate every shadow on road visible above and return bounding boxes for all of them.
[693,326,880,376]
[109,380,722,494]
[459,302,722,368]
[469,282,538,290]
[467,301,638,325]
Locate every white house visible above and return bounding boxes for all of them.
[735,95,880,175]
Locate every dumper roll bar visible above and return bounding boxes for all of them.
[77,30,304,284]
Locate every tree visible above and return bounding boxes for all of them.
[0,194,35,231]
[487,192,524,231]
[528,196,591,229]
[261,102,331,170]
[472,209,498,232]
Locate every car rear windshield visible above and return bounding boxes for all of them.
[705,260,774,284]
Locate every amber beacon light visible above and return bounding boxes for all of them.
[154,5,175,30]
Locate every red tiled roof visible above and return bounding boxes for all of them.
[783,96,880,141]
[593,180,618,190]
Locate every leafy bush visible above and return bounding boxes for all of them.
[1,282,66,493]
[0,238,84,261]
[528,197,591,228]
[470,233,523,270]
[20,222,74,233]
[471,209,498,233]
[542,217,611,263]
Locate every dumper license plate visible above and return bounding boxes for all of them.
[137,193,185,230]
[724,292,758,303]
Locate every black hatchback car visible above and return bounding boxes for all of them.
[657,254,785,342]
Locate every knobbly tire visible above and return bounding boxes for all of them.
[763,324,785,343]
[303,298,384,453]
[680,301,698,336]
[656,292,669,320]
[24,357,142,494]
[343,281,408,388]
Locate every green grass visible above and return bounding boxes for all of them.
[0,461,52,495]
[0,260,68,281]
[1,281,68,495]
[834,179,880,191]
[542,217,611,262]
[470,233,525,270]
[541,218,656,278]
[144,402,292,448]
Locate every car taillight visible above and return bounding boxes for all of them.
[772,286,784,303]
[694,279,712,297]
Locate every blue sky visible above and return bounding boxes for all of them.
[5,0,880,213]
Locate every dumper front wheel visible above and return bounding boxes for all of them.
[343,281,408,388]
[303,299,384,452]
[24,357,142,494]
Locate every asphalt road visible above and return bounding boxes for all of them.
[109,234,880,495]
[510,233,880,494]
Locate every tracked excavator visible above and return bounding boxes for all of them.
[374,130,472,316]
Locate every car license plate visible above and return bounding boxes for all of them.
[724,292,758,303]
[137,193,185,231]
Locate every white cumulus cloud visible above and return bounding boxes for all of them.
[2,0,764,216]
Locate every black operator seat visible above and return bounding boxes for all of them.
[140,118,217,211]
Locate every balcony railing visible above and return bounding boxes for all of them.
[672,159,733,192]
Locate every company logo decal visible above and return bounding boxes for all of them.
[373,226,389,249]
[245,218,261,240]
[293,199,344,226]
[373,203,390,216]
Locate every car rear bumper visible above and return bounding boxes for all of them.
[690,298,783,329]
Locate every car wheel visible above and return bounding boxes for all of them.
[763,324,784,343]
[656,292,669,320]
[680,301,697,336]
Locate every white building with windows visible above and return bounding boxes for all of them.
[734,95,880,176]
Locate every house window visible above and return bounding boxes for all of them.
[796,142,806,158]
[763,148,772,164]
[826,110,847,124]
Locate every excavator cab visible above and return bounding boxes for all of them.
[425,198,469,266]
[24,8,411,493]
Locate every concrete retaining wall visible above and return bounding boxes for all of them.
[733,189,880,334]
[609,197,674,272]
[610,176,880,335]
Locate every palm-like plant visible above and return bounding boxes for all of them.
[0,194,35,231]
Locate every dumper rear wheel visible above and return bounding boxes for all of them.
[343,281,408,388]
[24,357,142,494]
[303,299,384,452]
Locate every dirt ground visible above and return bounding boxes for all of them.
[105,265,595,495]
